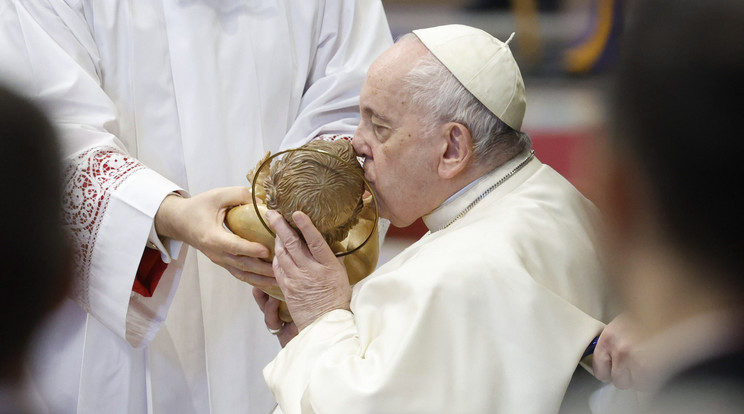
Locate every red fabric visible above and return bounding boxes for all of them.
[132,248,168,297]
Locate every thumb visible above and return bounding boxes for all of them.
[215,186,253,207]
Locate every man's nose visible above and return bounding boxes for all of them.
[351,127,366,156]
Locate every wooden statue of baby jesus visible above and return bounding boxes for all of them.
[225,139,379,322]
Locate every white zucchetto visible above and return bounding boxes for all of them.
[413,24,526,131]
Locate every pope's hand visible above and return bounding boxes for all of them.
[253,287,298,347]
[267,210,352,332]
[154,188,277,290]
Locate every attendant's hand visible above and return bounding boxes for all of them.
[154,188,276,290]
[267,210,352,331]
[593,313,651,390]
[253,287,298,347]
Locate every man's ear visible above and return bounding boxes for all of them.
[438,122,473,179]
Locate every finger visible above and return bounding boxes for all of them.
[220,232,271,259]
[292,211,337,264]
[592,354,612,383]
[272,244,292,288]
[273,231,294,266]
[592,337,613,382]
[253,287,270,309]
[215,251,273,276]
[230,254,274,276]
[227,265,279,290]
[212,186,253,207]
[265,210,294,239]
[612,366,633,390]
[609,344,633,389]
[267,210,311,260]
[264,296,285,330]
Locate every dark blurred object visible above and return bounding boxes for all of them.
[0,84,72,413]
[465,0,560,12]
[563,0,624,75]
[463,0,547,71]
[588,0,744,412]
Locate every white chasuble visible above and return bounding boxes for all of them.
[265,152,614,413]
[0,1,392,413]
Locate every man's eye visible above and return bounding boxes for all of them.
[373,124,388,135]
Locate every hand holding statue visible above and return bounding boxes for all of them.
[268,210,353,331]
[225,139,379,327]
[154,187,276,290]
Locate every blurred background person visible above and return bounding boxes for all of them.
[588,0,744,412]
[0,84,72,414]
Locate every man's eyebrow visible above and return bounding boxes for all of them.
[363,107,391,124]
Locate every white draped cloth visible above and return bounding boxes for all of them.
[265,152,613,414]
[0,1,392,413]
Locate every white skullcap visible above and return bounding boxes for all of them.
[413,24,526,131]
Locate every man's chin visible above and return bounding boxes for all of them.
[387,216,414,229]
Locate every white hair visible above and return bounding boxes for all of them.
[399,34,531,166]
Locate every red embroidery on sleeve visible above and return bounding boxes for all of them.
[63,147,146,310]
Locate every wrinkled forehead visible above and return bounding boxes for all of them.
[363,38,429,108]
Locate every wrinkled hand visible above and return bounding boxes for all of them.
[253,287,298,347]
[267,210,352,332]
[593,313,651,390]
[154,188,276,290]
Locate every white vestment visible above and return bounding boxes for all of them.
[265,152,614,414]
[0,1,391,413]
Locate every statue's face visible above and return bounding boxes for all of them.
[352,39,442,228]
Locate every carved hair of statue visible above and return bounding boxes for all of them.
[262,139,365,245]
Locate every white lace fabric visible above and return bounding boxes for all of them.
[63,146,145,311]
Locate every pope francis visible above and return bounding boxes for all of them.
[257,25,614,413]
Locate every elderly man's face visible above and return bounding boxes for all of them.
[352,39,444,228]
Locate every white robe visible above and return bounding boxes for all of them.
[0,1,392,413]
[264,152,614,414]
